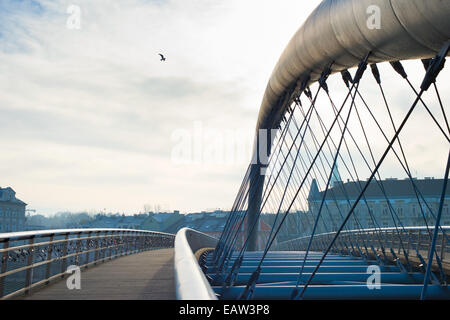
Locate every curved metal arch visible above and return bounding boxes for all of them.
[246,0,450,251]
[256,0,450,132]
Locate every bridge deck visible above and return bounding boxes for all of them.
[17,248,175,300]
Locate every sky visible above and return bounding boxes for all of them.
[0,0,448,216]
[0,0,320,215]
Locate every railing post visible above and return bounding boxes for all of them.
[119,231,124,257]
[146,234,151,250]
[426,231,432,259]
[129,232,132,255]
[127,232,131,254]
[126,232,131,254]
[108,232,114,260]
[0,239,9,298]
[45,235,54,284]
[24,237,35,295]
[101,232,108,263]
[390,230,395,252]
[135,232,139,252]
[94,231,100,265]
[85,232,92,267]
[114,231,118,256]
[135,232,139,253]
[417,230,421,253]
[369,229,374,249]
[123,232,128,255]
[61,234,69,276]
[440,231,446,261]
[115,231,120,258]
[75,233,82,266]
[406,230,411,256]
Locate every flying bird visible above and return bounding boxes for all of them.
[159,53,166,62]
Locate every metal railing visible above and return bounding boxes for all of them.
[174,228,218,300]
[273,226,449,268]
[0,228,175,299]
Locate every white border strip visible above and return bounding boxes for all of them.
[0,228,174,241]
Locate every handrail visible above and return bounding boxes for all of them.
[277,226,450,241]
[0,228,175,299]
[273,226,450,267]
[174,228,218,300]
[0,228,174,242]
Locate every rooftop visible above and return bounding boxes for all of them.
[0,187,27,206]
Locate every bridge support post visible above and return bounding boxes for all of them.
[45,235,54,284]
[248,163,263,251]
[0,240,9,298]
[247,127,274,251]
[24,237,35,295]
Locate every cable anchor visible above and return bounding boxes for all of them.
[421,41,450,91]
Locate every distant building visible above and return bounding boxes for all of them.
[0,187,27,233]
[140,211,185,233]
[303,178,450,236]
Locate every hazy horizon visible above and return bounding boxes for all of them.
[0,0,320,215]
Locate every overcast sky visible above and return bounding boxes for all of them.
[1,0,448,216]
[0,0,321,215]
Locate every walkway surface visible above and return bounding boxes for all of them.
[19,248,175,300]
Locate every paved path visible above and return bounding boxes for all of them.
[19,248,175,300]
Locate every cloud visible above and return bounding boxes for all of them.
[0,0,321,214]
[1,0,447,216]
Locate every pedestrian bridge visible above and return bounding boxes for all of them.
[0,229,176,300]
[1,226,448,300]
[20,249,176,300]
[198,0,450,301]
[1,0,450,301]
